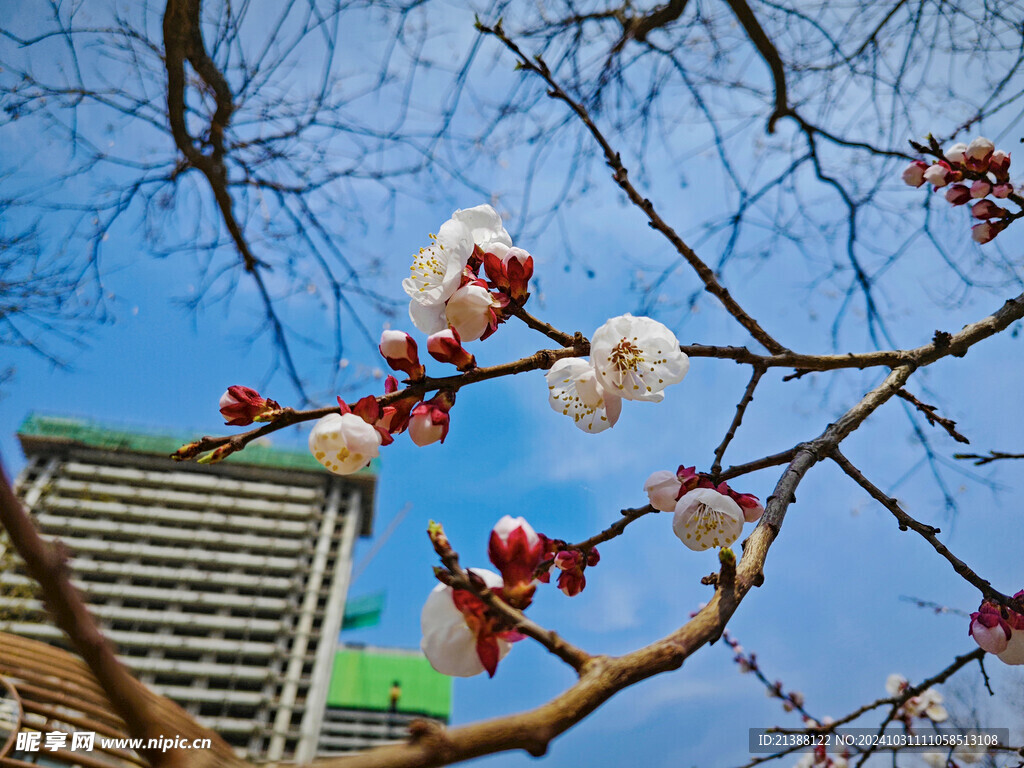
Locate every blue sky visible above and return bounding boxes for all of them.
[2,3,1024,767]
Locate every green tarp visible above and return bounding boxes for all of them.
[342,592,385,630]
[327,648,451,719]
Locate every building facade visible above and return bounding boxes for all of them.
[1,414,377,763]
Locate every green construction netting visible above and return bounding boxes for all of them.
[327,648,451,719]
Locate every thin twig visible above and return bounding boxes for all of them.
[711,366,766,478]
[831,448,1023,615]
[478,21,789,355]
[896,388,969,444]
[953,450,1024,465]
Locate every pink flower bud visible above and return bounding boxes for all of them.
[901,161,929,187]
[965,137,995,171]
[557,566,586,597]
[971,199,1008,220]
[586,547,600,567]
[219,386,280,426]
[922,162,951,189]
[944,143,967,165]
[969,604,1011,654]
[971,220,1008,244]
[944,185,971,206]
[379,330,425,380]
[408,391,454,446]
[989,150,1011,178]
[992,182,1013,198]
[488,516,545,595]
[969,180,991,199]
[427,327,476,371]
[645,470,683,511]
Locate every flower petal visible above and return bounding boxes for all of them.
[672,488,744,551]
[545,358,621,433]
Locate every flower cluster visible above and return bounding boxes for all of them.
[294,205,538,474]
[645,466,763,551]
[421,516,601,677]
[968,592,1024,665]
[403,204,532,341]
[902,136,1018,243]
[885,674,948,723]
[546,314,689,433]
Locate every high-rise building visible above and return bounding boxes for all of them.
[2,413,377,763]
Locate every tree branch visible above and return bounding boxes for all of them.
[478,21,789,356]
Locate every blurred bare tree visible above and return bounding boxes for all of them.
[3,1,1023,392]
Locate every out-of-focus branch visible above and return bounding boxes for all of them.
[722,0,789,132]
[163,0,307,401]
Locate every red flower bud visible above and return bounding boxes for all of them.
[379,330,425,380]
[945,185,971,206]
[219,386,280,426]
[971,199,1008,220]
[427,327,476,371]
[408,391,455,446]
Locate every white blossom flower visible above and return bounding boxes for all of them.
[904,688,947,722]
[945,143,968,164]
[591,314,689,402]
[451,204,512,254]
[308,413,381,475]
[885,673,908,696]
[672,488,744,551]
[403,217,474,309]
[644,470,682,512]
[420,568,511,677]
[545,358,622,433]
[404,205,511,334]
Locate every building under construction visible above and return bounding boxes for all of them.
[0,414,451,763]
